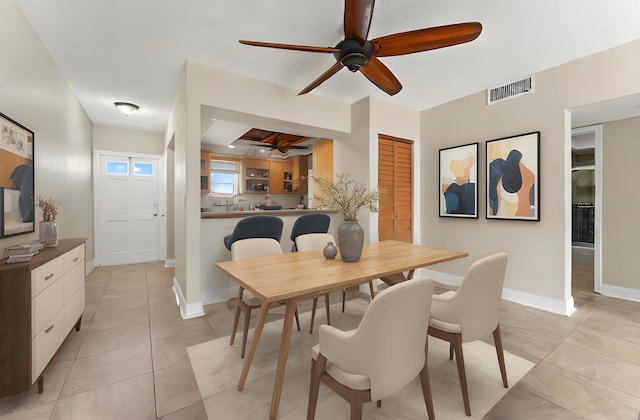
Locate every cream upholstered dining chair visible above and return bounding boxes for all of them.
[229,238,301,358]
[294,233,334,334]
[307,277,436,420]
[295,233,377,334]
[427,252,509,416]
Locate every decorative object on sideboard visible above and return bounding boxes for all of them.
[322,241,337,259]
[37,196,60,247]
[5,239,44,264]
[307,172,383,262]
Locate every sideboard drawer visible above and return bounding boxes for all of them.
[64,287,85,332]
[64,244,84,272]
[31,278,63,338]
[64,262,85,303]
[31,309,64,383]
[31,256,64,298]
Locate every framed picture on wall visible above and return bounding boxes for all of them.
[486,131,540,221]
[439,142,478,218]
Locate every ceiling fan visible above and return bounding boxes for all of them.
[242,131,310,153]
[239,0,482,96]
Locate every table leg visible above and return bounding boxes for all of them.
[268,298,299,419]
[237,302,270,391]
[379,269,416,286]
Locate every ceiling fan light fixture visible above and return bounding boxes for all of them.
[342,53,366,72]
[114,101,140,116]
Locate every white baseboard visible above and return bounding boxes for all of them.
[173,278,205,319]
[419,268,577,317]
[164,259,175,268]
[600,283,640,303]
[501,288,576,316]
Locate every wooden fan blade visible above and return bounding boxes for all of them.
[344,0,375,45]
[371,22,482,57]
[298,60,345,95]
[239,40,339,54]
[359,56,402,96]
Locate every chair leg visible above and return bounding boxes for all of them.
[230,288,243,345]
[342,289,346,312]
[325,294,331,325]
[309,298,318,334]
[449,342,454,360]
[368,281,376,299]
[452,333,471,416]
[349,390,364,420]
[493,324,509,388]
[420,340,435,420]
[307,356,327,420]
[295,307,301,331]
[240,305,252,359]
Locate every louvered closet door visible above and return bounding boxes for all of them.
[378,136,413,242]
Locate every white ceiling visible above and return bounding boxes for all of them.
[16,0,640,142]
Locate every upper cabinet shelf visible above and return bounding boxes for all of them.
[241,156,308,194]
[244,158,270,192]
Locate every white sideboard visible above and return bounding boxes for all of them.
[0,238,86,397]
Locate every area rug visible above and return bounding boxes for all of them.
[188,299,534,419]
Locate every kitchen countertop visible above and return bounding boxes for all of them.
[200,209,336,219]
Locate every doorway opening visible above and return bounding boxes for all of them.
[571,125,602,295]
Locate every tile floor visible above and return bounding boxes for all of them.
[0,262,639,419]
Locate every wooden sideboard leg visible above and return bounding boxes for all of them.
[38,374,44,393]
[75,315,83,332]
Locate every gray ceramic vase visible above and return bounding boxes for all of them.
[337,220,364,262]
[323,242,337,259]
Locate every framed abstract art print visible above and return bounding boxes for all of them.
[486,131,540,221]
[439,142,478,218]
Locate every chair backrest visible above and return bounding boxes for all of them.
[295,233,335,252]
[451,252,508,342]
[290,213,331,250]
[231,238,283,261]
[321,277,434,401]
[223,215,284,251]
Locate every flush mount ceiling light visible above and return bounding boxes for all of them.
[113,101,140,116]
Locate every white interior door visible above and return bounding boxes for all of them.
[97,154,160,265]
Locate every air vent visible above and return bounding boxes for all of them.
[487,75,535,105]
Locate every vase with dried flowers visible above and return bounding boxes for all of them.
[307,172,383,262]
[37,196,60,247]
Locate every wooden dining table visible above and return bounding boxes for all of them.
[216,240,468,419]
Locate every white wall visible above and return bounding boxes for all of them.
[602,116,640,296]
[0,1,93,262]
[93,125,164,155]
[421,40,640,315]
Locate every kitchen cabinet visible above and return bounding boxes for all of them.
[269,160,293,193]
[201,149,211,192]
[242,156,315,194]
[292,155,308,193]
[243,158,270,193]
[0,238,86,397]
[311,139,334,207]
